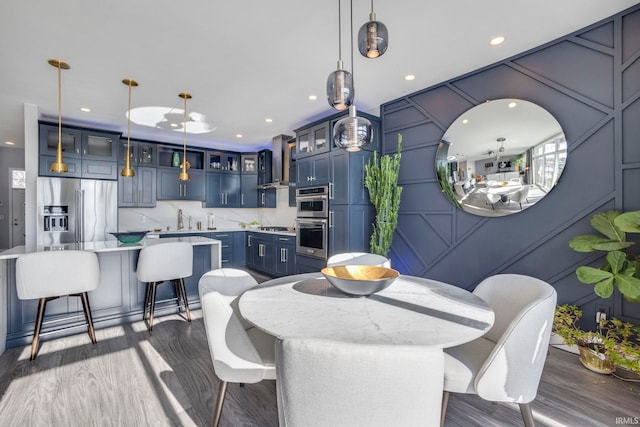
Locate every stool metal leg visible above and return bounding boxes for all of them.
[178,278,191,322]
[148,282,157,331]
[30,298,48,360]
[173,279,182,312]
[79,292,97,344]
[213,380,228,427]
[143,282,152,321]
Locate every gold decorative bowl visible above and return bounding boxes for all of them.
[321,265,400,296]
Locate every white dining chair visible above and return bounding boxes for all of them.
[276,337,444,427]
[15,250,100,360]
[441,274,557,427]
[199,268,276,427]
[326,252,391,268]
[136,241,193,331]
[485,191,502,209]
[508,186,530,209]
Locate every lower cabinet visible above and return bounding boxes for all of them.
[210,231,245,267]
[274,235,296,277]
[246,232,295,277]
[329,204,374,256]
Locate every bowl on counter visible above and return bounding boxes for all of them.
[321,265,400,297]
[110,231,149,244]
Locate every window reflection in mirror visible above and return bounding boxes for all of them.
[435,99,566,217]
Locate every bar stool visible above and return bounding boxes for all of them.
[136,241,193,331]
[15,250,100,360]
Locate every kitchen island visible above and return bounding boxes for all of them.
[0,236,221,355]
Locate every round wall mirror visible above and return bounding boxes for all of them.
[435,99,567,217]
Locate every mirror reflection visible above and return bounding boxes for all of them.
[436,99,566,217]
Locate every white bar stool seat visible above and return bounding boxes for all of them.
[136,241,193,331]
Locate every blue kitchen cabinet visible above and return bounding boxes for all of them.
[118,166,157,207]
[329,149,372,205]
[296,154,329,188]
[204,171,240,207]
[157,168,205,201]
[240,174,258,208]
[274,235,296,277]
[329,204,374,256]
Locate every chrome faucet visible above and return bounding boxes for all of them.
[177,209,184,230]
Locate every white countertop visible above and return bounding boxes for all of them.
[0,236,221,260]
[146,227,295,237]
[239,272,495,348]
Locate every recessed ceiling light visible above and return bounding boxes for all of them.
[308,94,317,101]
[462,119,469,124]
[490,36,505,46]
[236,134,243,138]
[80,107,91,112]
[404,74,415,81]
[5,141,15,145]
[265,118,273,123]
[508,102,517,108]
[170,123,178,128]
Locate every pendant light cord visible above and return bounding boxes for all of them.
[338,0,342,62]
[57,63,62,149]
[370,0,374,14]
[350,0,355,88]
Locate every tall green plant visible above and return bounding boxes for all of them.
[365,134,403,257]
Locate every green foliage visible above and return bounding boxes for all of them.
[569,210,640,301]
[436,165,462,209]
[364,134,403,257]
[553,304,640,375]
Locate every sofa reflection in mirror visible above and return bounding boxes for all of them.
[435,99,567,218]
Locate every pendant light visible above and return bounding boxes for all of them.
[333,0,372,152]
[326,0,354,111]
[120,78,138,178]
[178,92,191,181]
[48,59,70,173]
[358,0,388,58]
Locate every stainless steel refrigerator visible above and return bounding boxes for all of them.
[37,177,118,246]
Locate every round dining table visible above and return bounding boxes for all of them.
[239,272,494,348]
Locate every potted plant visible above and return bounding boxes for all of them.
[553,304,640,376]
[364,134,403,257]
[568,210,640,302]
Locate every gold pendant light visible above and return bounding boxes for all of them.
[120,78,138,177]
[48,59,70,173]
[178,92,192,181]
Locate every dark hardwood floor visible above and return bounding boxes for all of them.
[0,309,637,427]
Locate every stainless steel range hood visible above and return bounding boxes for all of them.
[262,134,293,188]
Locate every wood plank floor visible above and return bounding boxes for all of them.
[0,310,638,427]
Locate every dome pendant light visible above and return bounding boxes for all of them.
[120,78,138,178]
[178,92,191,182]
[358,0,388,58]
[327,0,354,111]
[334,105,373,152]
[333,0,373,152]
[48,59,70,173]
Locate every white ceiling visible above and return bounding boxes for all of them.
[1,0,637,152]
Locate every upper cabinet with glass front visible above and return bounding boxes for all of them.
[241,153,258,174]
[208,150,240,173]
[295,122,330,158]
[40,123,118,161]
[118,139,157,166]
[39,123,82,158]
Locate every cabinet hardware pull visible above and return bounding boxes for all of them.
[329,182,334,199]
[329,211,334,228]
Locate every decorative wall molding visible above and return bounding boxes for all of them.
[380,5,640,323]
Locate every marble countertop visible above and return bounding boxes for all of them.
[0,236,221,260]
[146,227,296,237]
[240,272,495,348]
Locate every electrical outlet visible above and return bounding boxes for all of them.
[595,304,610,324]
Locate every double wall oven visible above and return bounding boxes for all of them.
[295,185,329,260]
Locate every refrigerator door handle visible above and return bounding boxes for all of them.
[76,189,84,243]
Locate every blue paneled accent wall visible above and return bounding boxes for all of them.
[380,5,640,324]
